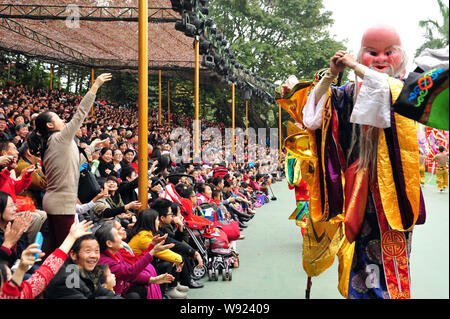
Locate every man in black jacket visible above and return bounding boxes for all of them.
[44,234,121,299]
[151,198,204,289]
[0,113,12,142]
[119,165,139,205]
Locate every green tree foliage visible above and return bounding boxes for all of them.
[208,0,345,81]
[416,0,449,57]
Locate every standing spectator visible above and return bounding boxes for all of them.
[27,73,112,254]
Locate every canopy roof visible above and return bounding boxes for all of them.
[1,0,276,99]
[0,0,200,74]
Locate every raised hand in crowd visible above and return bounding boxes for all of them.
[0,155,13,167]
[150,184,163,194]
[149,233,175,256]
[9,243,45,286]
[1,211,32,250]
[91,138,110,149]
[149,160,159,175]
[89,73,112,95]
[149,273,175,285]
[18,164,37,179]
[125,200,142,211]
[58,220,94,254]
[92,187,110,203]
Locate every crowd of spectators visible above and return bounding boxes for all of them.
[0,77,284,299]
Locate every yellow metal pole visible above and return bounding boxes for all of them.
[50,67,53,90]
[158,69,162,126]
[279,103,282,164]
[90,68,94,116]
[138,0,149,210]
[194,39,200,159]
[232,83,235,157]
[245,100,248,133]
[167,80,170,125]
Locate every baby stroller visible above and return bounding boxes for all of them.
[184,205,235,281]
[183,215,210,281]
[164,185,235,281]
[197,203,237,281]
[204,226,234,282]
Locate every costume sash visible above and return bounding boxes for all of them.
[343,160,369,243]
[309,90,346,223]
[376,78,421,232]
[372,180,411,299]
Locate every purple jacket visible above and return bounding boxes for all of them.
[98,250,161,299]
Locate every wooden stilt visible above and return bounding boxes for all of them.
[306,276,312,299]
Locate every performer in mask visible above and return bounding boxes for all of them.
[293,24,426,299]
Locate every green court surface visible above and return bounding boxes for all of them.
[187,173,449,299]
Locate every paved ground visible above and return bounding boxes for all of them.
[188,173,449,299]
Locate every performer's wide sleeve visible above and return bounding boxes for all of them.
[350,69,391,128]
[302,86,325,130]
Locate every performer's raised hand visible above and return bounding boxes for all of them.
[330,50,348,75]
[337,53,358,71]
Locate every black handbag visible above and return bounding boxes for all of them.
[77,147,101,204]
